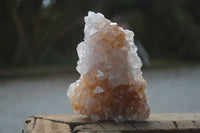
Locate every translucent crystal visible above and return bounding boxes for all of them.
[67,11,150,121]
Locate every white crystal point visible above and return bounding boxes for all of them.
[67,11,150,121]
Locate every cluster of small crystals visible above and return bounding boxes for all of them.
[67,11,150,122]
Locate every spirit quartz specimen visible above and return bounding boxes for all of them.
[67,11,150,122]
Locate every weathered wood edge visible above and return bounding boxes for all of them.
[23,113,200,133]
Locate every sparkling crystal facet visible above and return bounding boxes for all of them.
[67,11,150,122]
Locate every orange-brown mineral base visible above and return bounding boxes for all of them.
[67,11,150,122]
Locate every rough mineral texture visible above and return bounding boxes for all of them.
[67,11,150,122]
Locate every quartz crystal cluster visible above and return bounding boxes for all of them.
[67,11,150,122]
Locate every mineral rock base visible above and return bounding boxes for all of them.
[67,11,150,122]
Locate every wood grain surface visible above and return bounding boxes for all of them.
[23,113,200,133]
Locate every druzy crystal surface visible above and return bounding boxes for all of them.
[67,11,150,122]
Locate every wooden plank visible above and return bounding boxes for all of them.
[193,120,200,128]
[132,121,176,131]
[23,117,71,133]
[148,113,200,121]
[24,117,35,133]
[99,121,135,131]
[32,114,92,124]
[74,123,104,132]
[175,121,197,129]
[24,113,200,133]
